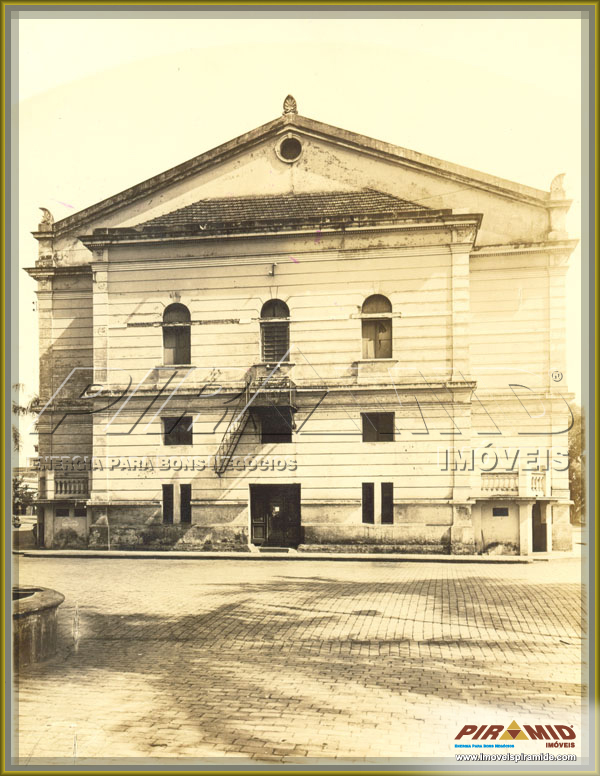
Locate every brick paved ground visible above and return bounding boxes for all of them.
[13,558,587,765]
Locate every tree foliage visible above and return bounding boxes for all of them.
[12,475,37,515]
[11,383,38,453]
[568,404,585,524]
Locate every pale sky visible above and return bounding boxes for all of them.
[13,14,584,460]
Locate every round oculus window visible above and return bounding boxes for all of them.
[277,136,303,163]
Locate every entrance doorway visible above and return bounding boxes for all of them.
[532,502,547,552]
[250,484,301,548]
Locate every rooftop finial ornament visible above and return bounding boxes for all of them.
[38,207,54,232]
[550,173,566,200]
[283,95,298,115]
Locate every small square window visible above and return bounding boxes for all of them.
[163,416,193,446]
[492,507,509,517]
[362,413,394,442]
[74,507,87,517]
[260,408,293,443]
[55,508,70,517]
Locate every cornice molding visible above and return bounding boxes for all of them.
[79,214,482,250]
[472,239,578,258]
[25,264,93,281]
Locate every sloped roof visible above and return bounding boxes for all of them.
[135,189,431,231]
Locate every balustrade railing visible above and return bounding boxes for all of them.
[54,477,89,497]
[480,470,547,497]
[480,472,519,494]
[529,472,546,495]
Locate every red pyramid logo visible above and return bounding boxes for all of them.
[499,721,529,741]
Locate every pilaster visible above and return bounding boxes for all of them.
[551,503,573,551]
[34,274,55,402]
[449,241,472,382]
[547,251,570,389]
[92,249,109,385]
[518,500,534,555]
[450,502,475,554]
[91,248,109,503]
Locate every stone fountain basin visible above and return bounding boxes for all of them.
[13,586,65,668]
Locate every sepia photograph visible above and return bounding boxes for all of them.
[6,4,594,771]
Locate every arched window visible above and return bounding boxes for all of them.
[260,299,290,363]
[361,294,392,359]
[163,303,191,365]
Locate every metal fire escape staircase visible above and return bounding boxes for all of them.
[213,380,251,477]
[213,367,297,477]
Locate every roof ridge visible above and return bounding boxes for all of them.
[165,188,406,201]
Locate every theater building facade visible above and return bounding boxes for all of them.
[28,97,576,555]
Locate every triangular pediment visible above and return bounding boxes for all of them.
[47,102,561,248]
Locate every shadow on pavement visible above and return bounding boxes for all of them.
[15,574,586,760]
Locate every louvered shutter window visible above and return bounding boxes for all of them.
[261,322,289,362]
[260,299,290,363]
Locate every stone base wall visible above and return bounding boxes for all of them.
[299,543,449,554]
[43,499,572,555]
[88,523,250,551]
[300,519,452,550]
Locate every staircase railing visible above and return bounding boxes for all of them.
[213,366,297,476]
[213,380,251,476]
[245,364,297,409]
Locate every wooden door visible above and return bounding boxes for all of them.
[251,485,301,547]
[532,502,547,552]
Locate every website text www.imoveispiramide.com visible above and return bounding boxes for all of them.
[456,753,576,762]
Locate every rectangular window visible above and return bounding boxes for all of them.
[163,329,177,365]
[163,416,193,446]
[74,507,87,517]
[162,484,174,524]
[260,407,293,443]
[180,484,192,524]
[163,327,190,365]
[492,507,509,517]
[55,508,70,517]
[362,319,392,359]
[362,413,394,442]
[381,482,394,524]
[362,482,374,524]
